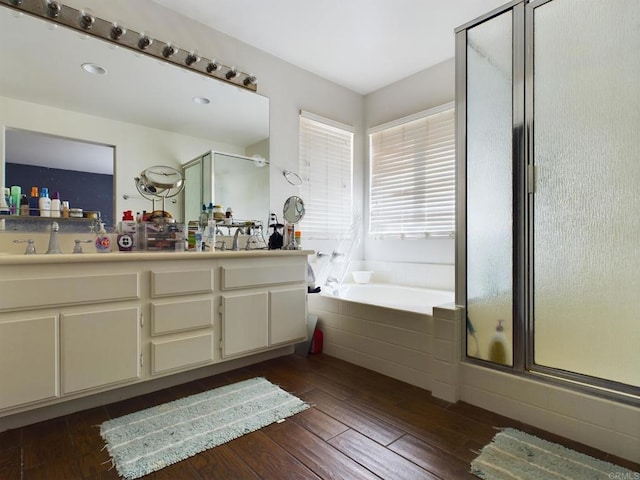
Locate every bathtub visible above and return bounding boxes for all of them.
[321,282,454,315]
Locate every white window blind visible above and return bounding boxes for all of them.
[369,104,455,238]
[299,111,354,240]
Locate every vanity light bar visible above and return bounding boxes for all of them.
[1,0,258,92]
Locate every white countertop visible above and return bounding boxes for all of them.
[0,249,316,265]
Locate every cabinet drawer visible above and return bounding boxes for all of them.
[151,332,214,375]
[221,265,304,290]
[0,273,139,312]
[151,298,214,335]
[151,269,213,297]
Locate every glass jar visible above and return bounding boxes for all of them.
[213,205,225,220]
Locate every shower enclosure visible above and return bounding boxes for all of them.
[456,0,639,399]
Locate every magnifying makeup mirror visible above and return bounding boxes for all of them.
[282,195,305,249]
[283,195,305,224]
[134,165,184,221]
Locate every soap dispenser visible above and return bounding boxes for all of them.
[488,319,510,365]
[95,222,112,253]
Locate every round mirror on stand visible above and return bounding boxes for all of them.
[135,165,184,222]
[282,195,305,249]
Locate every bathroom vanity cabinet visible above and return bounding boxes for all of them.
[0,250,310,419]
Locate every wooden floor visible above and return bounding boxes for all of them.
[0,354,637,479]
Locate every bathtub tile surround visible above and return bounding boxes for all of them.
[308,293,434,391]
[431,306,461,403]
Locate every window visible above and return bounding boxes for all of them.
[369,103,455,238]
[298,111,354,240]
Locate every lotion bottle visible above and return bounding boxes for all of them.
[39,187,51,217]
[488,319,510,365]
[29,187,39,216]
[50,191,61,217]
[95,222,112,253]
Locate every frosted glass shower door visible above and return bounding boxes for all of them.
[532,0,640,387]
[465,10,514,365]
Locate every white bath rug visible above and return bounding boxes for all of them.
[100,377,309,480]
[471,427,639,480]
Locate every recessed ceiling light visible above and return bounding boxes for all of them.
[81,62,107,75]
[193,96,210,105]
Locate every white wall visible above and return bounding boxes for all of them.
[362,59,456,265]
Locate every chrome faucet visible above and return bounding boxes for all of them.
[13,239,36,255]
[231,227,244,251]
[46,221,63,254]
[331,251,345,261]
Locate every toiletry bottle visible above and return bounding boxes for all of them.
[95,222,112,253]
[39,187,52,217]
[19,194,29,216]
[10,185,21,215]
[29,187,39,216]
[206,217,216,250]
[294,230,302,249]
[61,201,70,218]
[199,204,208,229]
[194,228,203,252]
[50,191,61,218]
[488,319,509,365]
[1,188,10,215]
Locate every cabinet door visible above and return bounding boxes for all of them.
[61,307,140,395]
[221,292,268,357]
[0,315,58,410]
[270,287,307,346]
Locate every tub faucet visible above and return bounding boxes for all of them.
[46,221,63,254]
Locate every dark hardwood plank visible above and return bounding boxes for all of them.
[342,388,494,458]
[188,443,260,480]
[302,389,404,446]
[0,428,20,451]
[228,430,321,480]
[0,445,21,480]
[389,433,478,480]
[328,429,440,480]
[265,419,381,480]
[22,417,77,478]
[289,407,349,441]
[66,407,113,478]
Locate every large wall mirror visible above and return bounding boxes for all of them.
[0,3,269,228]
